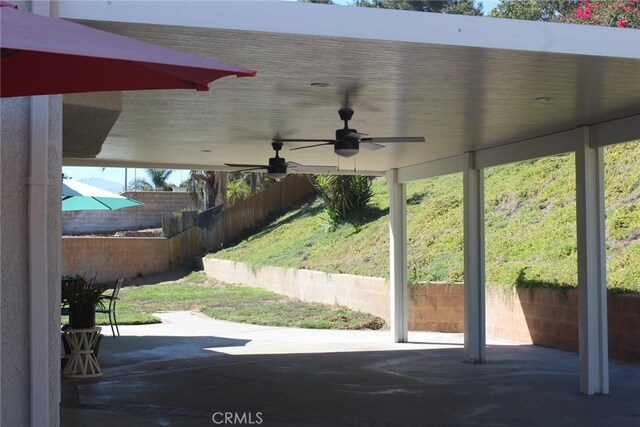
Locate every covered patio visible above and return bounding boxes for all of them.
[61,311,640,426]
[1,1,639,425]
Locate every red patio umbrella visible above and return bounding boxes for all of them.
[0,2,256,98]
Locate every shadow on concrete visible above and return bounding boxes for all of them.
[97,334,251,355]
[124,265,196,287]
[407,340,464,346]
[61,335,640,427]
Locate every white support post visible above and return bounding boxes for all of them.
[31,5,53,421]
[30,94,51,426]
[463,153,486,363]
[575,127,609,395]
[387,169,408,343]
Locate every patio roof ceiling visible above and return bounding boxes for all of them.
[59,1,640,175]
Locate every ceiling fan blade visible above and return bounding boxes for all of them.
[289,142,334,151]
[231,168,267,173]
[364,136,425,143]
[297,165,338,173]
[345,131,368,140]
[360,141,385,151]
[285,162,337,172]
[225,163,268,171]
[275,138,336,143]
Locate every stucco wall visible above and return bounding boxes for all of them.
[1,88,31,427]
[1,76,62,424]
[62,237,170,282]
[203,258,640,363]
[62,191,194,235]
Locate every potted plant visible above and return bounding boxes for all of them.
[62,274,109,329]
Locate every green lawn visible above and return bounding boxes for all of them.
[64,272,384,329]
[211,141,640,293]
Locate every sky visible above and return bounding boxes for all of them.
[65,0,498,192]
[62,166,192,192]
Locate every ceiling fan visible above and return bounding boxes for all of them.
[225,141,336,180]
[275,107,425,158]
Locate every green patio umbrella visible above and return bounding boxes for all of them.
[62,178,143,211]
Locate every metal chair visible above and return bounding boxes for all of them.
[96,278,123,337]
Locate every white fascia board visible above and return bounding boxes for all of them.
[397,154,466,183]
[59,1,640,60]
[398,128,579,181]
[591,115,640,148]
[475,128,582,170]
[394,112,640,181]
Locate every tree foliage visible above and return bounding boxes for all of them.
[489,0,579,21]
[128,177,153,191]
[227,179,251,205]
[187,170,270,211]
[356,0,483,15]
[190,170,223,210]
[146,169,173,191]
[489,0,639,28]
[313,175,374,227]
[562,0,640,28]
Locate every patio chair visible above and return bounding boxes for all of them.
[96,278,123,337]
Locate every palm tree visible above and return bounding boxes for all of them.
[146,169,173,191]
[190,170,226,210]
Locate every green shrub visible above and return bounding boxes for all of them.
[313,175,373,227]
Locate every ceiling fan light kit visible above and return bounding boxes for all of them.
[225,141,336,179]
[333,137,360,158]
[280,107,425,158]
[266,165,287,180]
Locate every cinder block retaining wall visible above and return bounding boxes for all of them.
[62,191,194,235]
[409,283,465,333]
[203,259,390,320]
[203,258,640,363]
[62,237,169,282]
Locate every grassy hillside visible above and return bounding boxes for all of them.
[210,141,640,293]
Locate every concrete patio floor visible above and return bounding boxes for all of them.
[61,311,640,426]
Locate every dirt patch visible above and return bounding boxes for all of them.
[359,317,386,330]
[64,228,163,238]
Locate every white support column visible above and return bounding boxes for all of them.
[30,5,53,422]
[387,169,408,343]
[575,127,609,395]
[463,153,486,363]
[30,94,51,426]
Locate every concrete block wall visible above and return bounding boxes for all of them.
[486,288,579,351]
[409,283,464,332]
[486,288,640,363]
[62,191,194,234]
[608,294,640,363]
[203,258,640,363]
[203,259,390,320]
[62,237,169,282]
